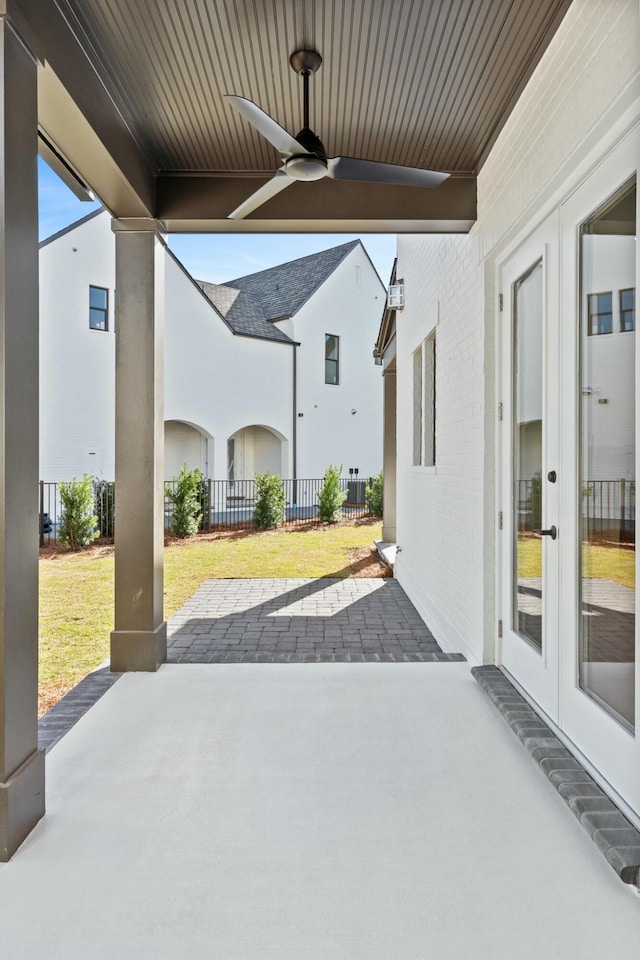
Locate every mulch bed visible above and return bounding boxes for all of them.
[348,546,392,578]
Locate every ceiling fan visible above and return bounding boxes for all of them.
[224,50,449,220]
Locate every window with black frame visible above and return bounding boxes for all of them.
[587,291,613,335]
[620,287,635,332]
[89,285,109,331]
[325,333,339,384]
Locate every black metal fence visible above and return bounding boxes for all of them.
[39,477,373,545]
[516,478,635,543]
[582,478,635,542]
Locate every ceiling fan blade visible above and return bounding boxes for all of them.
[328,156,449,188]
[227,170,294,220]
[225,95,308,157]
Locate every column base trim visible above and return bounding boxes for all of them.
[0,748,45,861]
[110,622,167,672]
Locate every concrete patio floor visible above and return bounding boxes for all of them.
[2,662,639,958]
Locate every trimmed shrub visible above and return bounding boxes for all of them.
[58,475,99,550]
[253,472,286,530]
[317,464,347,523]
[166,462,203,537]
[365,472,384,518]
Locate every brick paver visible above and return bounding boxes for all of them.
[167,578,464,663]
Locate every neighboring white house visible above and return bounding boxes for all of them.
[39,210,385,483]
[378,0,640,824]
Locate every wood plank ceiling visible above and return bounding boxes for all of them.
[57,0,572,178]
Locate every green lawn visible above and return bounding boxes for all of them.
[38,521,382,713]
[517,536,635,589]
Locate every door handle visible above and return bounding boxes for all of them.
[534,525,557,540]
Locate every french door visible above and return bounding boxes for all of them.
[499,127,640,818]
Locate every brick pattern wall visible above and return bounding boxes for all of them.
[396,233,485,661]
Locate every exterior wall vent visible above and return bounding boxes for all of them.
[387,281,404,310]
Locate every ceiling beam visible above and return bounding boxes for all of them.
[16,0,155,217]
[156,175,477,234]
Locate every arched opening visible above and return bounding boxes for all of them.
[227,424,289,482]
[164,420,213,479]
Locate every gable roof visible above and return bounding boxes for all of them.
[196,280,293,344]
[222,240,362,322]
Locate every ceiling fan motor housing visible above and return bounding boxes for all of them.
[285,154,328,181]
[286,124,329,180]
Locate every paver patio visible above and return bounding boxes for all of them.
[166,577,464,663]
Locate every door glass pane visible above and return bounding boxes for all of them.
[512,260,544,651]
[579,178,636,730]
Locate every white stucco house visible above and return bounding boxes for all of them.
[377,0,640,827]
[39,210,385,484]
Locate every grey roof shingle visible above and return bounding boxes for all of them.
[223,240,361,322]
[195,239,363,343]
[196,280,293,343]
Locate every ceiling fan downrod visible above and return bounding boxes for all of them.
[289,49,322,132]
[287,49,327,172]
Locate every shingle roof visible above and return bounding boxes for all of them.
[196,280,293,343]
[223,240,361,321]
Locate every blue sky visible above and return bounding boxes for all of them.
[38,158,397,283]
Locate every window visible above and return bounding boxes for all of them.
[587,291,612,335]
[325,334,339,385]
[89,285,109,331]
[620,287,635,332]
[413,334,436,466]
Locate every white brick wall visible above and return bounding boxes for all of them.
[396,232,486,662]
[395,0,638,664]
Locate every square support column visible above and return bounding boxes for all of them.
[382,366,397,542]
[110,221,167,671]
[0,16,45,860]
